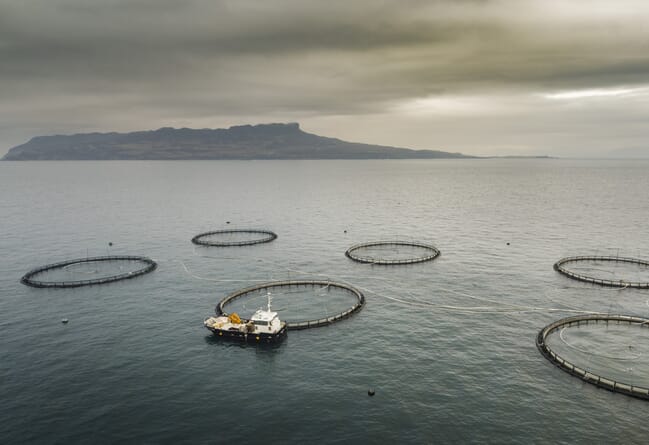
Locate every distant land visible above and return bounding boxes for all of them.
[2,123,474,160]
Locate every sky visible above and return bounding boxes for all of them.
[1,0,648,158]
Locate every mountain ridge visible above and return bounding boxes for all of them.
[2,123,473,160]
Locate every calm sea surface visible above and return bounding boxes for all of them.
[2,159,649,444]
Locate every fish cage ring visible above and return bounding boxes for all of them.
[216,280,365,330]
[345,241,440,265]
[20,255,157,288]
[554,256,649,288]
[536,314,649,401]
[191,229,277,247]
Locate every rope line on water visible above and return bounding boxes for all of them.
[183,254,631,317]
[178,259,269,283]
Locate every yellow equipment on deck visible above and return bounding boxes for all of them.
[228,313,242,324]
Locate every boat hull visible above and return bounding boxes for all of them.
[206,325,288,343]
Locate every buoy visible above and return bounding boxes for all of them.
[226,221,231,224]
[368,389,375,396]
[506,242,510,246]
[108,242,113,246]
[62,319,69,324]
[344,230,347,233]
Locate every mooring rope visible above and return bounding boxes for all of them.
[353,283,598,315]
[265,260,606,315]
[178,259,269,283]
[184,254,622,317]
[543,289,589,312]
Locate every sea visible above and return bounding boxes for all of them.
[1,159,649,444]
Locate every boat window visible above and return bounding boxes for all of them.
[254,320,268,326]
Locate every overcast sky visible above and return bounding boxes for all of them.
[1,0,648,157]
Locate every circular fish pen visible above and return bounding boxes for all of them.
[536,314,649,401]
[216,280,365,330]
[554,256,649,288]
[191,229,277,247]
[20,255,157,288]
[345,241,440,265]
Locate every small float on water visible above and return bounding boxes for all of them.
[204,293,287,343]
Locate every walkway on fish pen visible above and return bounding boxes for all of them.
[20,255,157,288]
[345,241,440,265]
[536,314,649,401]
[191,229,277,247]
[216,280,365,330]
[554,256,649,288]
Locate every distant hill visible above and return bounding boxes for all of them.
[2,123,472,160]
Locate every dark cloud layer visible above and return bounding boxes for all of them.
[1,0,649,156]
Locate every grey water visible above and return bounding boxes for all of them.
[1,159,649,444]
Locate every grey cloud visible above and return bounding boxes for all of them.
[1,0,648,156]
[2,1,647,90]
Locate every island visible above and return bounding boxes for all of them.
[2,123,473,160]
